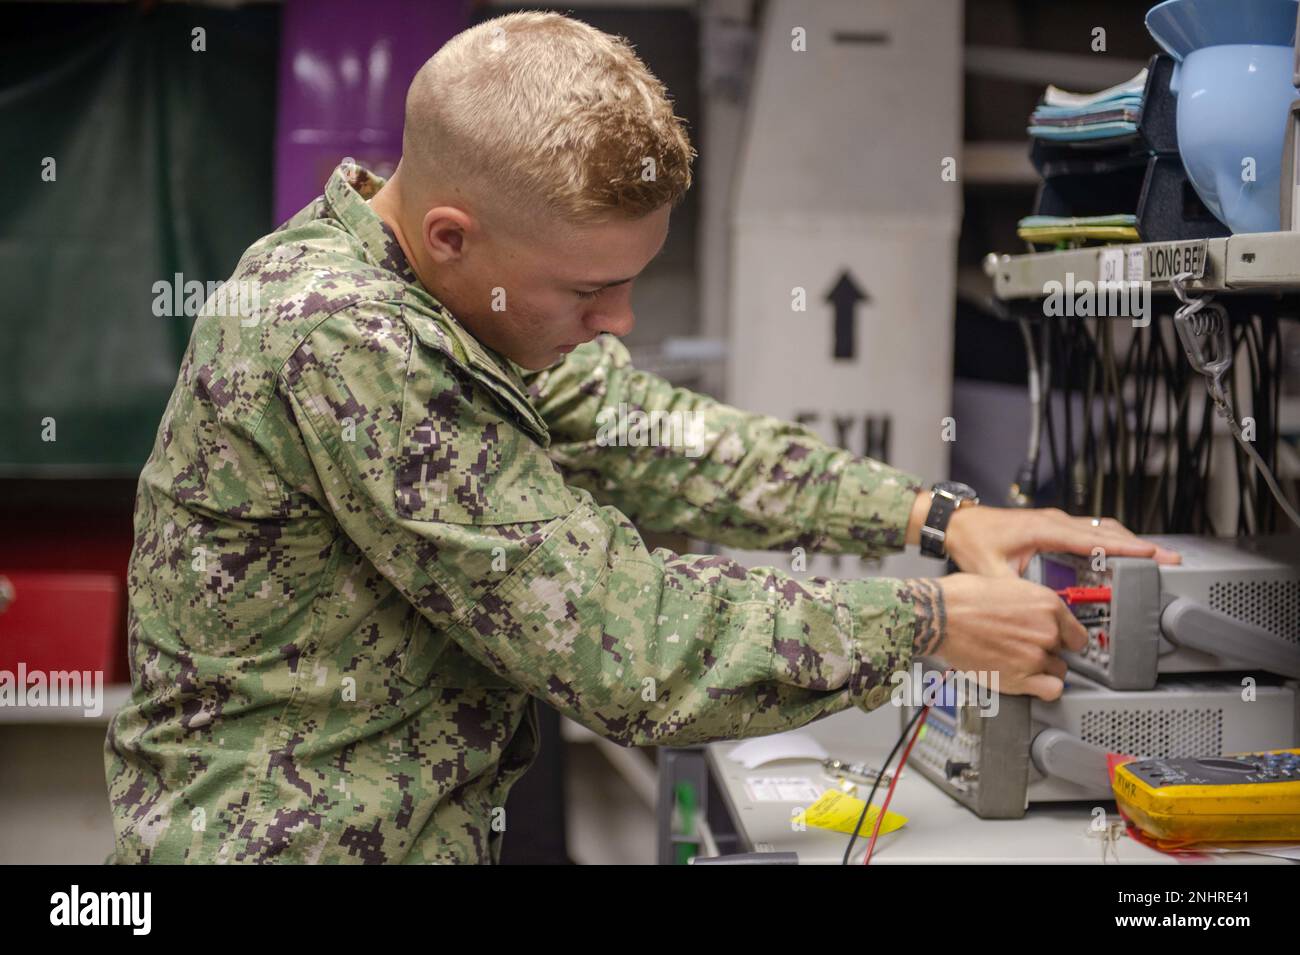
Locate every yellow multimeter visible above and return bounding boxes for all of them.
[1112,749,1300,843]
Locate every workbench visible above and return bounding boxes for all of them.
[703,706,1293,865]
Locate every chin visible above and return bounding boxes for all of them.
[510,353,557,372]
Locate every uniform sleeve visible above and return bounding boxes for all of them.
[522,335,926,557]
[276,307,921,746]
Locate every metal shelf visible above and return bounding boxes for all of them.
[987,230,1300,301]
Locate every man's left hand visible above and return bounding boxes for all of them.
[935,503,1182,577]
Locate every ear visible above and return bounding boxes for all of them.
[421,205,474,263]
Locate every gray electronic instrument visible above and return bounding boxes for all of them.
[1027,535,1300,690]
[901,671,1299,819]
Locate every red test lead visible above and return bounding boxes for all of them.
[1056,586,1112,605]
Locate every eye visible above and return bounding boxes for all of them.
[575,288,601,300]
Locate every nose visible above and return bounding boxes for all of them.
[585,286,636,338]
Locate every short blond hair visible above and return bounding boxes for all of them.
[401,10,695,226]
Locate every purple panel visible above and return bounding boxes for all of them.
[274,0,468,224]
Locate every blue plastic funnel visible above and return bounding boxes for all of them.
[1146,0,1300,233]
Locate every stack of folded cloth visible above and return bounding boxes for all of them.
[1027,69,1147,143]
[1016,214,1139,245]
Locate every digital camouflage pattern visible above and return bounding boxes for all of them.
[104,164,927,863]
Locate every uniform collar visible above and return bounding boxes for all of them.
[324,162,421,287]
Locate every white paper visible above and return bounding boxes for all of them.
[727,732,829,769]
[744,776,824,803]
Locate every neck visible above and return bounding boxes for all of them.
[369,173,431,291]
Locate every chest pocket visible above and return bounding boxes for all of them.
[393,345,578,525]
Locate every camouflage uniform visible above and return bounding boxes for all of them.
[104,164,927,863]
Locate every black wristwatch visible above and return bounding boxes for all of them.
[919,481,979,560]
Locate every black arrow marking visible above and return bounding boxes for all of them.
[825,271,869,360]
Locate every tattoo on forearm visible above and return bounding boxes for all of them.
[899,578,947,657]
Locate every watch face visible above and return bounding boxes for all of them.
[933,481,978,501]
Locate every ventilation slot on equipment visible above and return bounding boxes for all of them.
[1079,707,1223,756]
[1208,580,1300,644]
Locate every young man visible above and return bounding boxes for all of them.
[105,11,1177,864]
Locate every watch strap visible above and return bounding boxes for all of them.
[919,490,958,559]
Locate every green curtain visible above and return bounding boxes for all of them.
[0,3,278,473]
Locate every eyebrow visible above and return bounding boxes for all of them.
[575,276,635,291]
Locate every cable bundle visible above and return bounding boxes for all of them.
[1018,307,1292,534]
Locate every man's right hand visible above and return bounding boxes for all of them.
[901,573,1087,702]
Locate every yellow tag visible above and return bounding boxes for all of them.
[803,789,908,836]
